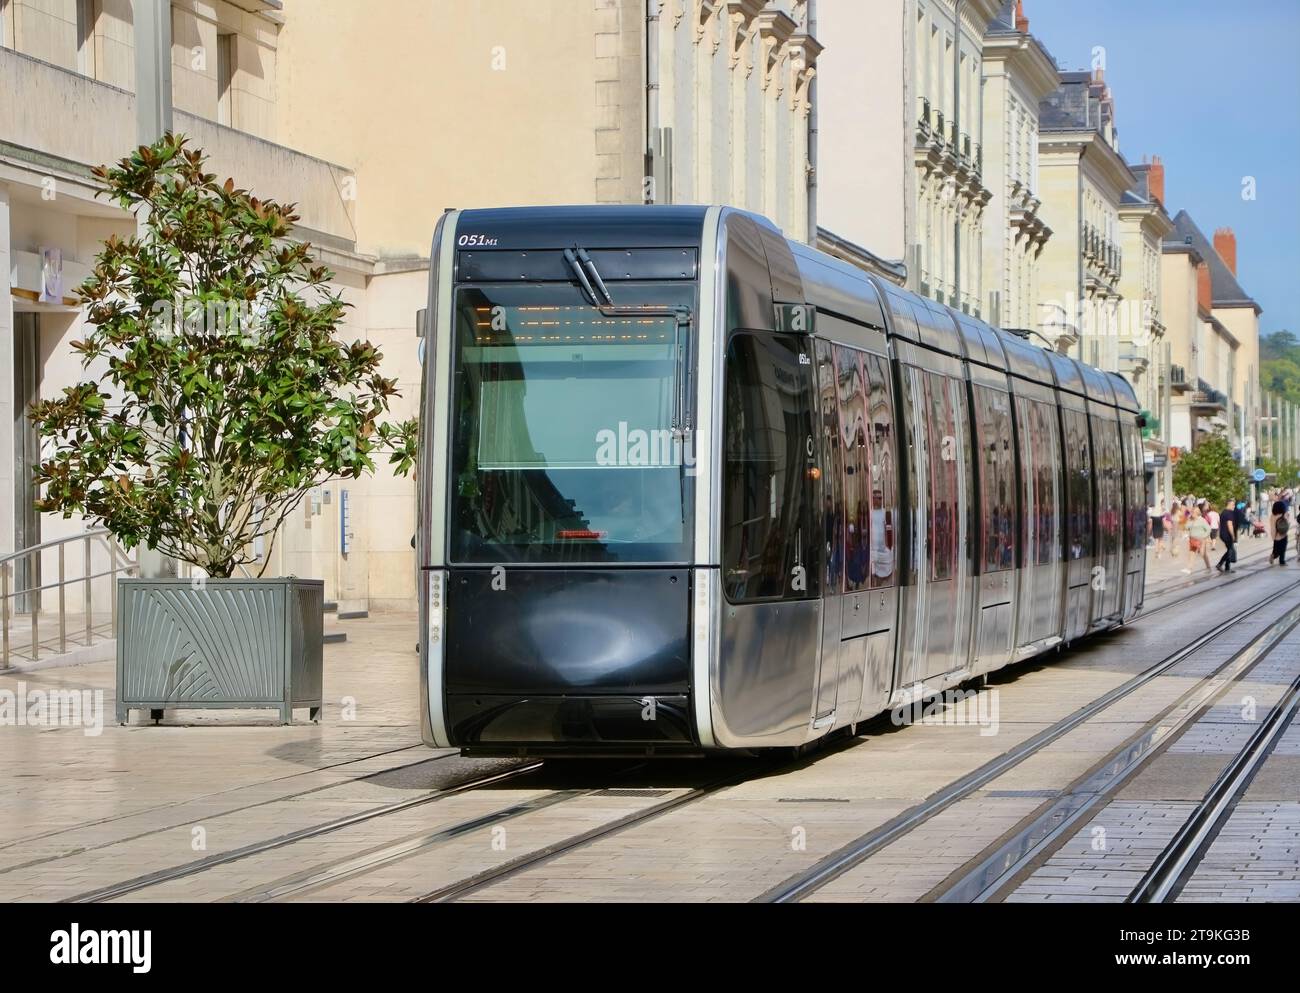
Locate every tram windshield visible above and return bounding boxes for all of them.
[448,282,695,563]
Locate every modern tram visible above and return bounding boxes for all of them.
[417,205,1147,756]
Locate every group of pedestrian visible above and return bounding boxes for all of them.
[1148,488,1300,574]
[1148,495,1250,574]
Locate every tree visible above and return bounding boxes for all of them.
[31,134,417,577]
[1172,432,1248,508]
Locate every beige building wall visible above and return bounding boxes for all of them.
[816,0,907,259]
[980,12,1056,330]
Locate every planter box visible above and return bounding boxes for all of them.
[116,578,324,725]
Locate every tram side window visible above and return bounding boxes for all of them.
[974,386,1014,572]
[722,332,820,603]
[924,372,959,581]
[1017,397,1059,567]
[865,353,897,588]
[815,339,844,592]
[1037,401,1062,565]
[837,346,870,592]
[1063,409,1093,561]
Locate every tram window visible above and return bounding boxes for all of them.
[1063,409,1093,561]
[865,353,897,588]
[722,332,820,603]
[975,386,1014,572]
[447,282,694,563]
[924,372,959,581]
[1017,397,1059,567]
[815,339,844,592]
[837,345,870,592]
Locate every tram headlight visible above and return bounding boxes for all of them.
[428,570,445,646]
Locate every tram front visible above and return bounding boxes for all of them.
[418,206,708,755]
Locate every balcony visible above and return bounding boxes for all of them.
[918,97,932,134]
[1191,378,1227,412]
[1169,364,1191,393]
[0,46,357,244]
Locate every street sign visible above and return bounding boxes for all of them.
[1253,468,1267,483]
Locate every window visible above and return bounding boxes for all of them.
[865,353,897,588]
[217,33,235,126]
[1063,408,1093,561]
[722,332,819,603]
[975,386,1014,572]
[814,340,844,593]
[1016,397,1059,567]
[838,345,869,592]
[925,372,959,581]
[448,282,694,564]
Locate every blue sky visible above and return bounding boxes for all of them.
[1026,0,1300,336]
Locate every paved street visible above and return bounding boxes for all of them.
[1,536,1296,903]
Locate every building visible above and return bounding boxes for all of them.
[1166,212,1260,466]
[818,0,1002,312]
[1118,156,1173,500]
[2,0,818,614]
[979,1,1058,331]
[1036,69,1134,359]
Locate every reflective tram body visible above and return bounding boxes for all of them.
[418,206,1146,755]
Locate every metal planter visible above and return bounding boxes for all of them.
[116,577,323,725]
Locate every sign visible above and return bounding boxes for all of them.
[1148,453,1168,469]
[1253,468,1268,483]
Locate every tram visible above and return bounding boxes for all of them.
[416,206,1146,755]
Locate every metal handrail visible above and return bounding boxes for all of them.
[1,529,138,669]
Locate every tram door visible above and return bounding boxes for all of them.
[899,364,973,688]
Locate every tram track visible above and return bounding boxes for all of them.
[926,594,1300,903]
[64,760,546,903]
[755,575,1300,903]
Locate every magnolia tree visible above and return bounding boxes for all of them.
[31,134,417,577]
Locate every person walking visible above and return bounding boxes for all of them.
[1183,506,1213,573]
[1217,499,1237,572]
[1149,498,1167,559]
[1270,499,1290,565]
[1207,505,1220,552]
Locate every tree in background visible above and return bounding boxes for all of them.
[30,134,417,577]
[1172,432,1249,508]
[1261,330,1300,404]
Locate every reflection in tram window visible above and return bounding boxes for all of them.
[975,385,1015,572]
[1063,409,1093,561]
[865,353,897,588]
[722,332,819,603]
[924,372,958,581]
[814,339,844,592]
[837,346,870,593]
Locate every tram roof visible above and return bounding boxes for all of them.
[452,205,711,249]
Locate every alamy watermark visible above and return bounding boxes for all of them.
[0,681,104,737]
[594,421,697,473]
[891,686,1000,737]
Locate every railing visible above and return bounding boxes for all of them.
[1,529,137,669]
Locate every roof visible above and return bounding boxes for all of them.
[1170,210,1261,313]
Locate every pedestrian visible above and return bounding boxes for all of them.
[1270,499,1290,565]
[1148,498,1166,559]
[1207,505,1220,552]
[1182,507,1213,573]
[1217,499,1237,572]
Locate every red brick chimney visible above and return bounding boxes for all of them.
[1147,155,1165,205]
[1196,261,1212,313]
[1015,0,1029,32]
[1214,227,1237,275]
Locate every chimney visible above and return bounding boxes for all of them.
[1147,154,1165,205]
[1214,227,1237,275]
[1196,261,1212,313]
[1015,0,1029,32]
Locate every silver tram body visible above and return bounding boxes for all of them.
[417,206,1146,756]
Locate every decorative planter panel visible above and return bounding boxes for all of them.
[116,578,323,724]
